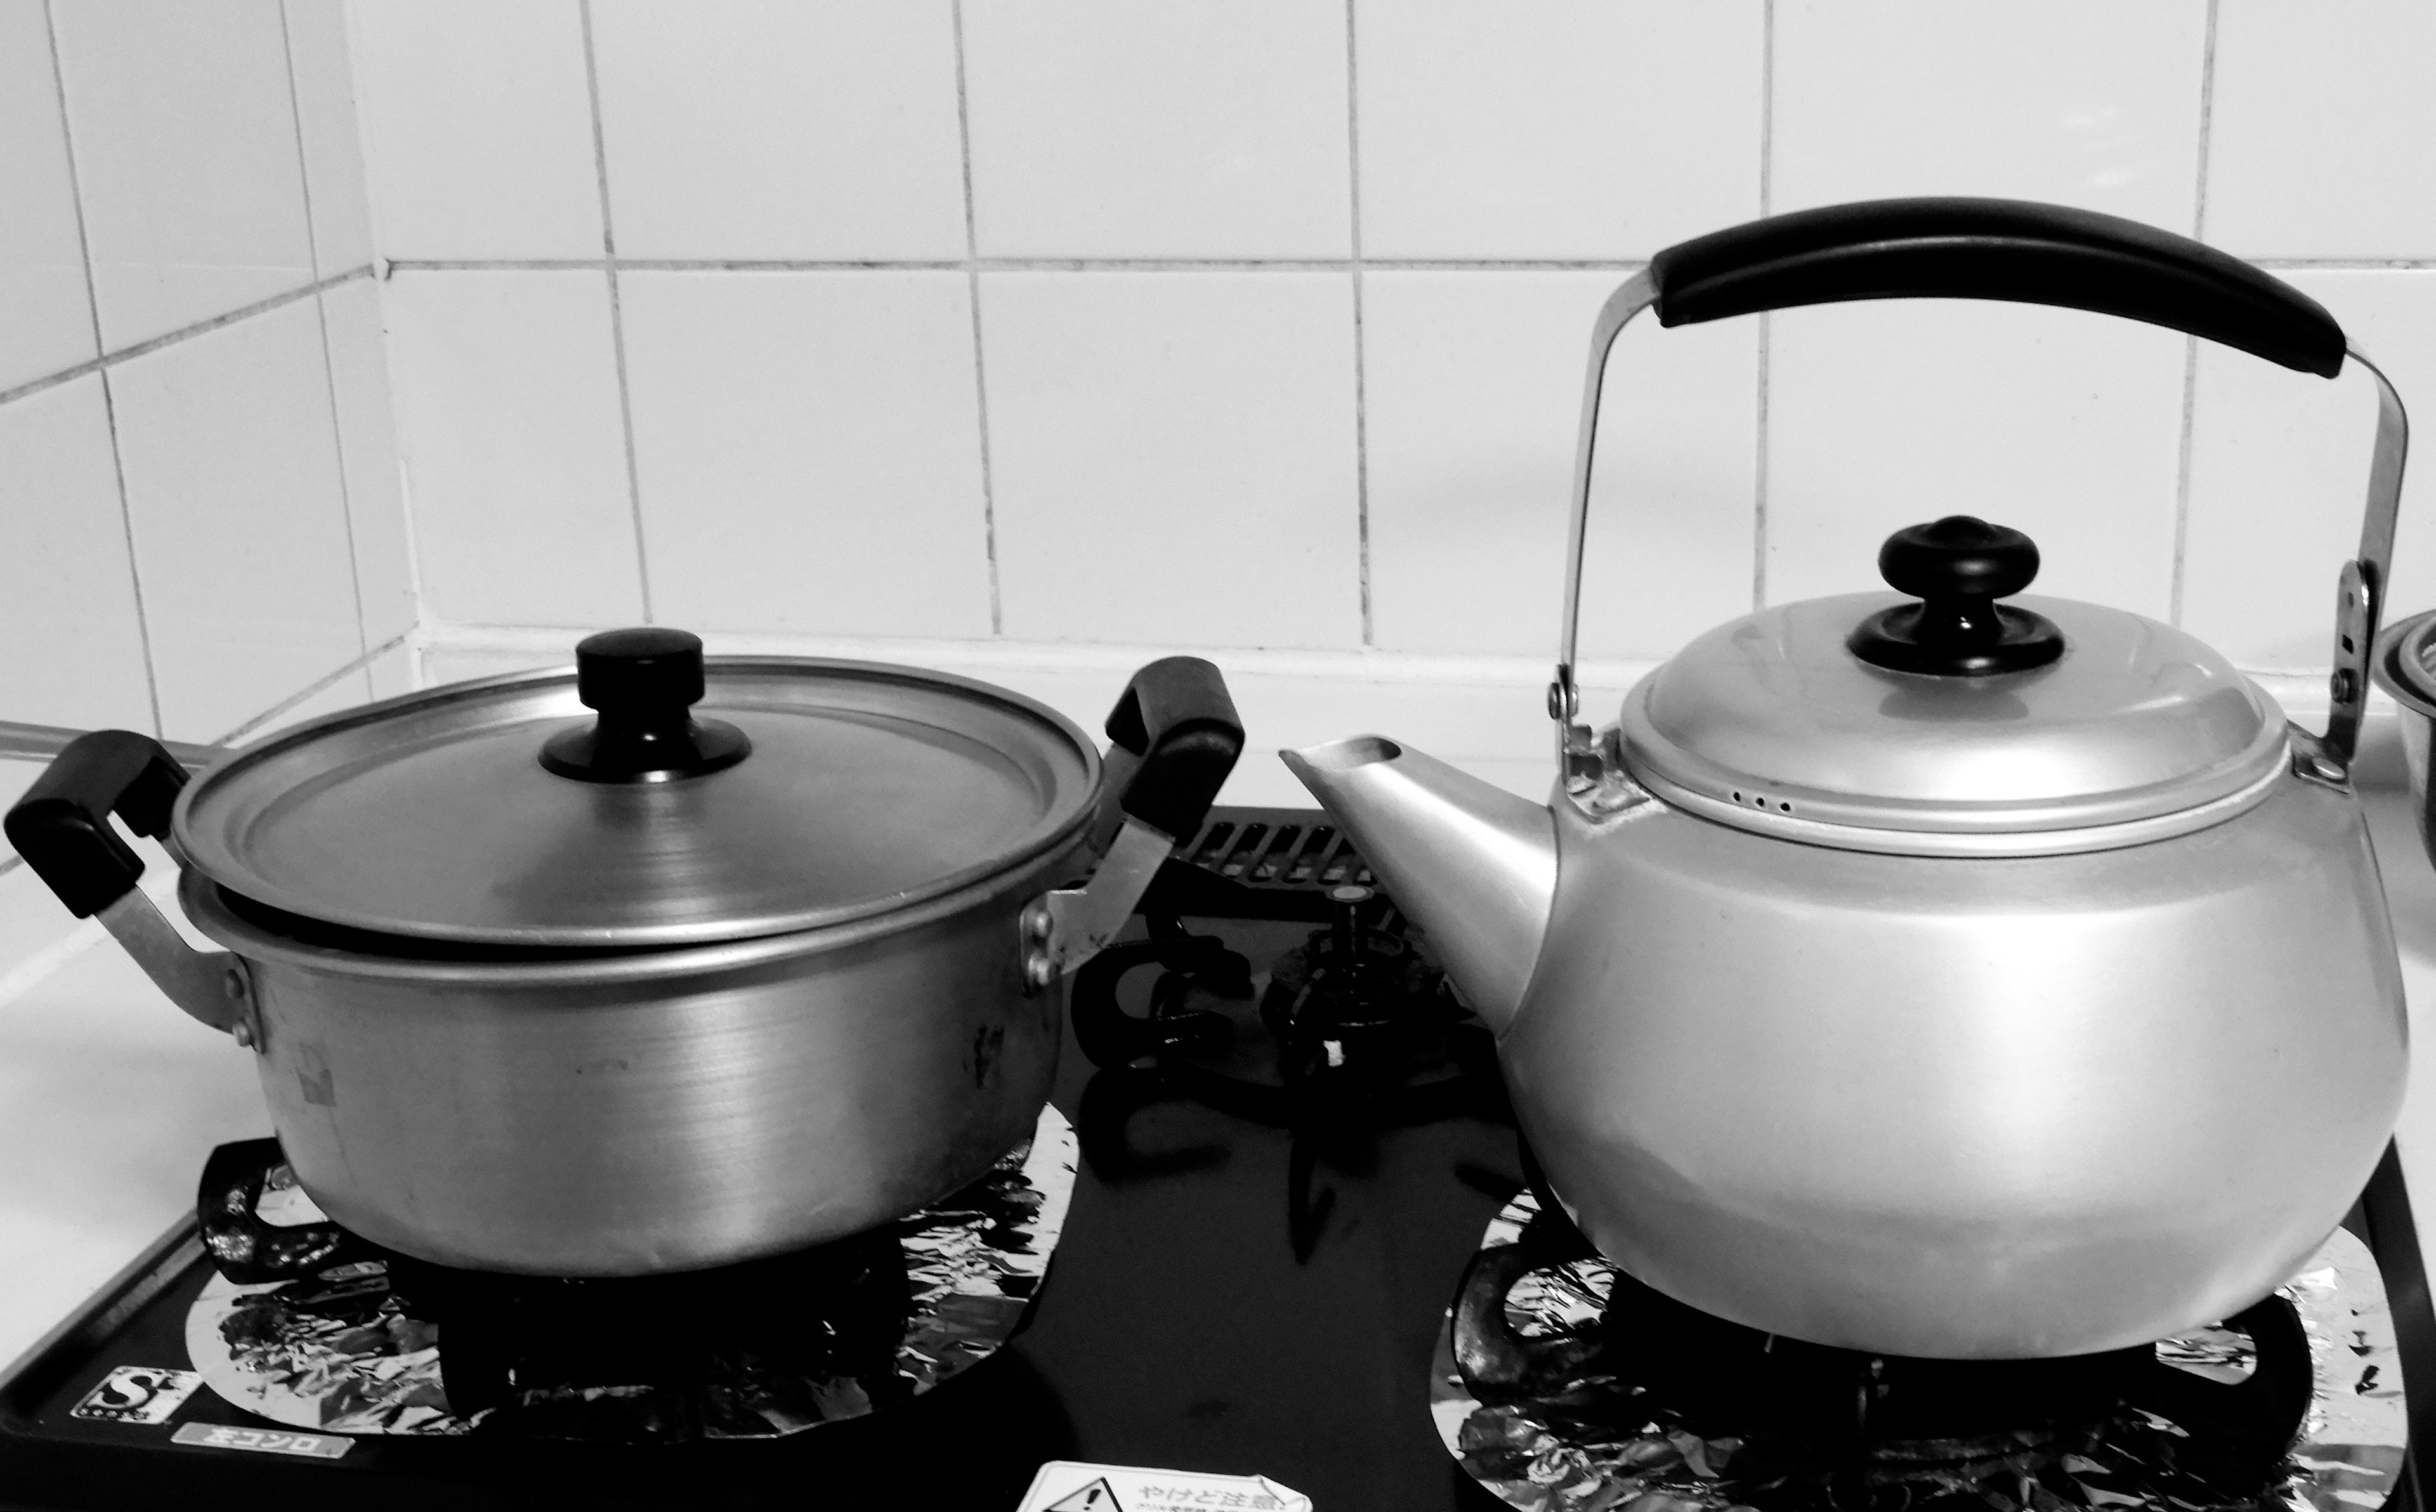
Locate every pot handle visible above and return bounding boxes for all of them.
[1098,656,1244,846]
[4,731,261,1044]
[1550,197,2406,769]
[1023,659,1244,988]
[198,1137,362,1284]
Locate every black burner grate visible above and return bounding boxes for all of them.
[1143,807,1376,920]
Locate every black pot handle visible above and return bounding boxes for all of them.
[1101,656,1244,844]
[1023,660,1245,987]
[199,1138,362,1284]
[5,731,261,1041]
[3,729,189,918]
[1648,197,2343,377]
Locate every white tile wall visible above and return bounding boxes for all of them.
[980,272,1363,648]
[51,0,317,351]
[2207,0,2436,260]
[620,271,992,637]
[2184,272,2436,668]
[380,270,639,627]
[1772,1,2206,227]
[0,377,154,732]
[344,0,601,260]
[591,1,966,261]
[0,0,404,772]
[1354,1,1764,260]
[108,299,362,741]
[1362,271,1757,660]
[0,0,96,394]
[962,1,1352,258]
[284,0,378,277]
[322,277,416,646]
[1764,299,2189,619]
[6,1,2434,898]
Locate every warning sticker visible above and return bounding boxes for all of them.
[1018,1461,1312,1512]
[69,1366,203,1426]
[170,1423,351,1459]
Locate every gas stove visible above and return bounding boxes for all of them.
[0,807,2424,1512]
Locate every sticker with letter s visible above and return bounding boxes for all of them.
[70,1366,203,1425]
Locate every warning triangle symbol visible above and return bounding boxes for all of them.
[1047,1479,1123,1512]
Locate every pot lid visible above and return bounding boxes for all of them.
[1616,518,2289,847]
[173,630,1101,948]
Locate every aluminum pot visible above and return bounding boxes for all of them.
[5,630,1241,1276]
[1286,197,2413,1359]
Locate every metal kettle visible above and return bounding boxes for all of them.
[1284,199,2412,1360]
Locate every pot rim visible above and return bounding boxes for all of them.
[178,827,1088,990]
[171,655,1107,950]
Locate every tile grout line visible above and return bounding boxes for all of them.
[580,0,653,623]
[1345,0,1373,646]
[371,254,2436,273]
[43,0,162,740]
[379,256,1665,273]
[950,0,1003,637]
[0,264,374,410]
[1751,0,1776,613]
[278,0,371,664]
[208,628,415,748]
[2170,0,2222,631]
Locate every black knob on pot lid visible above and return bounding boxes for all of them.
[1847,516,2067,676]
[540,627,752,782]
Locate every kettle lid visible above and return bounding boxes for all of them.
[1615,517,2291,857]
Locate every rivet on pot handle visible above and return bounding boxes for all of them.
[1023,658,1243,990]
[4,730,263,1048]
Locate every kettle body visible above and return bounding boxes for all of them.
[1512,738,2403,1359]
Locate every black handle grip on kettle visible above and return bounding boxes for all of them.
[1101,656,1244,843]
[1647,197,2346,379]
[4,730,190,918]
[198,1138,362,1284]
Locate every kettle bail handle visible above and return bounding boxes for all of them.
[1552,197,2406,769]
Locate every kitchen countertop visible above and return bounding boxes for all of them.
[4,738,2436,1378]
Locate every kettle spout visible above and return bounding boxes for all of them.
[1280,737,1554,1036]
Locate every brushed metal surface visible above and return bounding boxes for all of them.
[1619,592,2290,841]
[173,658,1099,948]
[1280,736,1555,1036]
[178,837,1083,1275]
[1497,770,2407,1359]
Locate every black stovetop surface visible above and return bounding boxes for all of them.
[0,808,1527,1510]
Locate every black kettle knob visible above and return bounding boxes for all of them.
[539,628,752,783]
[1847,516,2066,676]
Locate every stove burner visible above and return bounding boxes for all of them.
[1259,884,1446,1090]
[384,1227,915,1437]
[184,1109,1080,1442]
[1070,894,1507,1264]
[1434,1187,2408,1512]
[1070,894,1495,1121]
